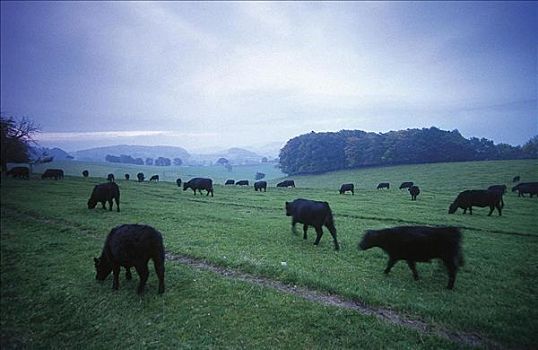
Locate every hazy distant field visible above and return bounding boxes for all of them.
[29,160,285,184]
[2,159,537,348]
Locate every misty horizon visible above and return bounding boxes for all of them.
[1,2,536,153]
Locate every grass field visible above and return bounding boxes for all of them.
[2,159,538,348]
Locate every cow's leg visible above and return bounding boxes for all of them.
[303,224,308,240]
[135,263,149,294]
[115,198,120,212]
[443,259,457,290]
[497,204,502,216]
[313,226,324,246]
[327,226,339,251]
[101,201,106,210]
[469,206,473,215]
[488,205,494,216]
[291,219,297,235]
[406,260,419,280]
[384,258,397,275]
[108,199,113,211]
[462,208,467,214]
[112,263,121,290]
[153,258,165,294]
[192,189,196,196]
[125,267,132,280]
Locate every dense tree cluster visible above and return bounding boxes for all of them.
[105,155,180,166]
[1,114,39,172]
[279,127,537,175]
[105,154,144,165]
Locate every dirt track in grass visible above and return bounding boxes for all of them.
[165,252,503,349]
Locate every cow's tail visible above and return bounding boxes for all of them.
[324,208,337,235]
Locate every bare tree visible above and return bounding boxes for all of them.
[1,114,40,173]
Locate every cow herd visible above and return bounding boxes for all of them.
[4,165,537,293]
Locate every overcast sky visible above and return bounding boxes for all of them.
[1,1,536,152]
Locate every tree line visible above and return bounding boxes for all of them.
[105,155,183,166]
[279,127,538,175]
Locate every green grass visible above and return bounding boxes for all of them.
[2,159,538,348]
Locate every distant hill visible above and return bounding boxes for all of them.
[29,146,73,162]
[191,147,265,165]
[74,145,191,163]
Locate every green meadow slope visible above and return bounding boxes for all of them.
[2,159,537,348]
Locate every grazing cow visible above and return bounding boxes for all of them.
[183,177,213,196]
[448,190,503,216]
[7,166,29,179]
[236,180,249,186]
[513,176,520,183]
[176,178,182,187]
[358,226,464,289]
[408,186,420,200]
[377,182,390,190]
[82,170,89,178]
[277,180,296,188]
[107,173,115,182]
[399,181,413,189]
[225,179,235,185]
[254,180,267,192]
[511,182,538,198]
[125,174,130,181]
[88,182,120,212]
[285,198,339,251]
[487,184,507,194]
[94,224,165,294]
[149,175,159,182]
[41,169,64,180]
[137,172,145,182]
[339,183,354,195]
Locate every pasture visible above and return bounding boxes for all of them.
[1,159,538,348]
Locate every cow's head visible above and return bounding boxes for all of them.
[94,257,112,281]
[285,202,292,216]
[358,230,377,250]
[182,182,189,191]
[88,198,97,209]
[448,202,458,214]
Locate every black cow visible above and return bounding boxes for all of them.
[88,182,120,212]
[511,182,538,198]
[358,226,464,289]
[107,173,115,182]
[183,177,213,196]
[513,176,520,183]
[176,178,182,187]
[236,180,249,186]
[82,170,89,178]
[7,166,29,179]
[137,172,145,182]
[94,224,165,294]
[487,184,507,194]
[448,190,503,216]
[225,179,235,185]
[377,182,390,190]
[149,175,159,182]
[409,186,420,200]
[399,181,413,189]
[339,183,354,195]
[285,198,339,251]
[277,180,295,188]
[41,169,64,180]
[254,180,267,192]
